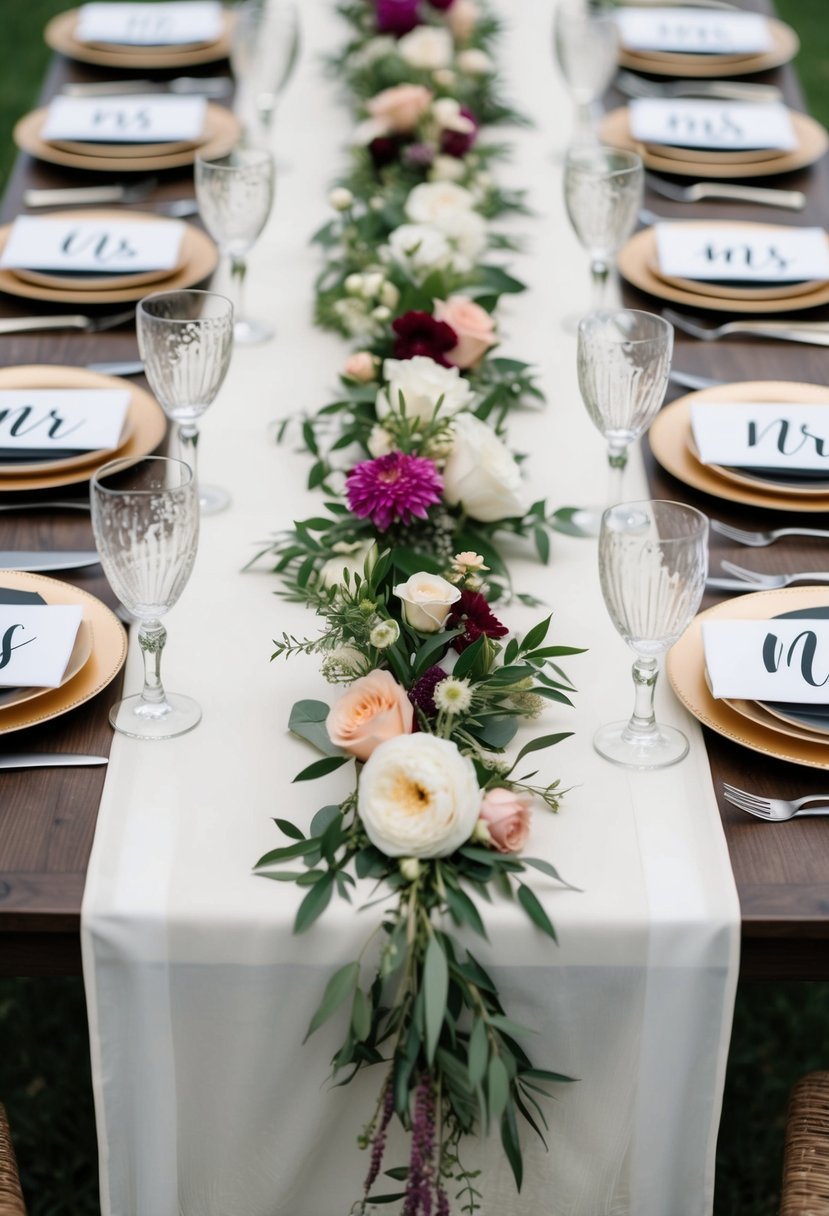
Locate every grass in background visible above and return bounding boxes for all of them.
[1,3,829,1214]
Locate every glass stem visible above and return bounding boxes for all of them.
[606,442,628,508]
[178,423,200,487]
[230,255,247,325]
[138,620,168,707]
[590,258,609,310]
[574,101,594,144]
[625,658,660,741]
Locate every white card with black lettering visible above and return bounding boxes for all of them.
[617,9,772,55]
[0,216,185,274]
[0,605,83,688]
[691,402,829,472]
[629,99,796,151]
[42,95,207,144]
[703,619,829,704]
[0,390,130,453]
[655,223,829,283]
[75,2,223,46]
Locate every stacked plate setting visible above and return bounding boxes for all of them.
[616,9,799,79]
[45,4,234,69]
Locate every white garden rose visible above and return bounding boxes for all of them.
[397,25,454,70]
[394,572,461,633]
[457,48,493,76]
[432,97,475,135]
[319,540,374,588]
[376,356,474,424]
[436,207,487,262]
[358,734,482,858]
[405,181,476,227]
[443,414,529,522]
[386,223,453,273]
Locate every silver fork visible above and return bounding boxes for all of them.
[719,560,829,588]
[710,520,829,546]
[662,309,829,347]
[646,172,805,211]
[722,783,829,821]
[616,69,781,104]
[0,308,135,336]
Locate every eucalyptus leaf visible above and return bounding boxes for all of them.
[424,934,448,1065]
[512,732,573,768]
[516,884,557,941]
[468,1018,489,1089]
[295,871,335,934]
[351,986,371,1042]
[274,818,304,841]
[487,1054,510,1126]
[293,755,352,783]
[305,960,358,1040]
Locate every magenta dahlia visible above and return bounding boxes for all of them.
[346,452,443,531]
[392,310,458,365]
[447,590,509,653]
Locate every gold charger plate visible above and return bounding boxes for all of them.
[600,107,827,179]
[667,586,829,770]
[45,8,234,69]
[0,209,217,305]
[0,416,135,478]
[14,103,239,174]
[649,380,829,512]
[642,231,824,302]
[618,18,798,77]
[685,431,829,497]
[12,262,177,293]
[0,365,166,491]
[0,571,126,736]
[724,697,829,745]
[619,225,829,313]
[643,141,786,166]
[0,615,93,711]
[50,134,200,159]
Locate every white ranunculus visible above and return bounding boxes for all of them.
[438,208,487,261]
[457,48,493,76]
[394,572,461,633]
[443,414,529,522]
[432,97,475,135]
[319,540,374,588]
[397,25,454,70]
[429,154,467,183]
[376,356,475,424]
[358,734,482,858]
[405,181,476,227]
[386,223,452,273]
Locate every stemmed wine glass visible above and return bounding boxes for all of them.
[553,0,619,144]
[564,145,643,314]
[596,500,708,769]
[576,309,673,533]
[195,148,276,346]
[137,290,234,515]
[91,456,200,740]
[230,0,300,147]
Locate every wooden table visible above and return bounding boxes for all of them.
[0,5,827,981]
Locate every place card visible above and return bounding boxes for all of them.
[75,2,223,46]
[616,8,773,55]
[0,216,185,275]
[0,604,83,689]
[703,618,829,705]
[42,95,207,144]
[655,223,829,283]
[691,402,829,473]
[0,390,130,454]
[629,99,796,151]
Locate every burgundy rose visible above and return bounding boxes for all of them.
[376,0,420,34]
[392,310,458,365]
[441,107,478,159]
[447,590,508,653]
[428,0,456,9]
[369,136,403,168]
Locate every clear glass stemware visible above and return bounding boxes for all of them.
[564,145,644,313]
[195,148,276,346]
[137,289,234,514]
[230,0,300,146]
[91,456,200,741]
[553,0,619,144]
[596,500,709,769]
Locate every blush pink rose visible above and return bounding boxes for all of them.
[367,84,433,135]
[344,351,378,383]
[478,787,532,854]
[434,296,497,369]
[326,670,414,762]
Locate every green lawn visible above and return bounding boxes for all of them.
[1,4,829,1215]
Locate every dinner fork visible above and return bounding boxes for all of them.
[722,783,829,821]
[0,308,135,336]
[616,70,781,105]
[645,172,805,211]
[710,520,829,546]
[662,310,829,347]
[718,560,829,589]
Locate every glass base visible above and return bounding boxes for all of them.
[593,720,689,770]
[109,691,202,740]
[200,483,231,514]
[565,506,601,537]
[234,316,275,345]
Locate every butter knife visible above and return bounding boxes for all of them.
[86,360,145,376]
[0,550,99,572]
[0,753,108,769]
[63,76,232,98]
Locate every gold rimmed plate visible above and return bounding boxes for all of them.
[618,17,799,77]
[45,8,234,69]
[643,235,824,303]
[50,134,201,160]
[0,615,93,712]
[667,586,829,771]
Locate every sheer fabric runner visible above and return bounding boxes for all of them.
[81,3,740,1213]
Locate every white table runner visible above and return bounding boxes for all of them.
[81,4,740,1214]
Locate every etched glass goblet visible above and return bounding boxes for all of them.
[596,500,708,768]
[91,456,200,740]
[195,148,276,345]
[137,289,234,514]
[230,0,300,146]
[554,0,619,144]
[564,145,643,313]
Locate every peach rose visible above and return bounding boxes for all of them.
[366,84,433,135]
[434,296,497,369]
[478,788,532,854]
[343,351,378,383]
[326,670,414,762]
[448,0,480,43]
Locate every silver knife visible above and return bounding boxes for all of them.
[24,181,155,208]
[707,577,773,592]
[63,77,232,98]
[87,361,145,376]
[0,550,99,572]
[0,753,108,769]
[669,370,725,392]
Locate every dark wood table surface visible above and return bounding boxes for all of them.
[1,4,828,980]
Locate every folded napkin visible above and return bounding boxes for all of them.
[0,603,83,688]
[691,402,829,474]
[617,8,773,55]
[703,617,829,704]
[42,95,208,145]
[0,389,130,457]
[75,2,223,46]
[655,223,829,284]
[0,216,185,275]
[629,99,796,152]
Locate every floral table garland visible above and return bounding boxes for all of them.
[254,3,585,1212]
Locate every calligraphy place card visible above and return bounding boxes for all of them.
[703,618,829,705]
[629,99,796,151]
[617,9,773,55]
[42,95,208,144]
[0,604,83,688]
[0,216,185,275]
[0,390,130,454]
[691,402,829,472]
[75,2,223,46]
[655,223,829,283]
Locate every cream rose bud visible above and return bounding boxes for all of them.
[434,296,497,369]
[379,280,400,310]
[443,414,529,522]
[397,25,454,70]
[448,0,480,42]
[432,98,475,135]
[457,48,493,76]
[394,572,461,633]
[326,670,414,762]
[376,356,475,424]
[343,351,378,383]
[429,155,467,183]
[358,735,482,858]
[367,423,394,458]
[405,181,476,226]
[329,186,354,211]
[366,83,433,135]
